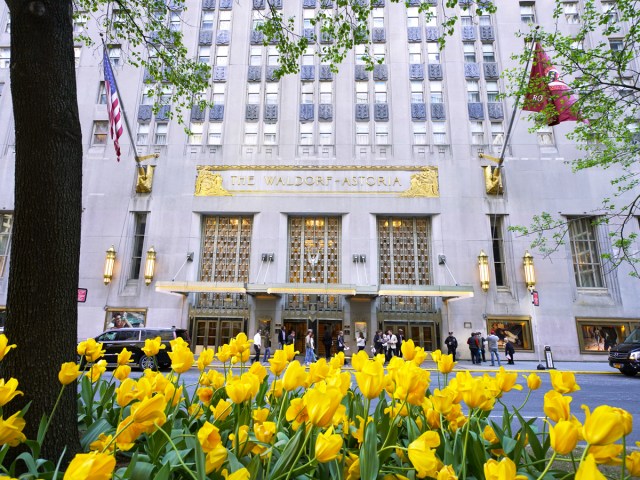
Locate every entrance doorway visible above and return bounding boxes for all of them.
[317,320,342,359]
[282,320,307,358]
[192,318,244,355]
[382,322,438,352]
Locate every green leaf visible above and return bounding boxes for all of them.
[360,420,379,480]
[269,425,306,479]
[129,461,157,480]
[193,433,207,480]
[154,461,171,480]
[79,418,113,451]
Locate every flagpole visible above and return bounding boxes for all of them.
[100,36,147,178]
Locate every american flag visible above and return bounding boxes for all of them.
[103,48,123,161]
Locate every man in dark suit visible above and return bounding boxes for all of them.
[278,326,287,350]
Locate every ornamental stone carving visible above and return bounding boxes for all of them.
[268,0,282,8]
[320,0,333,7]
[266,66,279,82]
[218,0,232,9]
[248,66,262,82]
[216,31,230,45]
[409,64,424,80]
[411,103,427,120]
[425,27,440,42]
[374,103,389,121]
[202,0,216,9]
[484,62,499,79]
[138,105,152,121]
[195,167,232,197]
[372,0,384,6]
[264,104,278,123]
[199,30,213,45]
[303,0,316,7]
[355,104,369,121]
[428,63,442,80]
[250,30,264,44]
[246,104,260,121]
[464,63,480,79]
[320,32,333,44]
[431,103,446,120]
[319,65,333,81]
[462,26,476,41]
[372,28,386,43]
[407,0,420,6]
[191,105,205,121]
[299,103,314,122]
[401,168,439,198]
[373,64,388,81]
[156,105,171,120]
[213,66,227,81]
[488,103,504,119]
[480,26,495,41]
[407,27,422,43]
[355,65,369,81]
[303,28,315,41]
[253,0,264,8]
[209,104,224,121]
[143,69,154,82]
[301,65,315,81]
[318,104,333,121]
[468,102,485,119]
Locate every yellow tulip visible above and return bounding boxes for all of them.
[525,373,542,391]
[0,378,22,407]
[412,347,428,366]
[232,348,251,364]
[202,369,226,389]
[483,425,499,444]
[164,383,183,407]
[197,348,215,371]
[549,420,579,455]
[549,370,580,394]
[430,387,456,415]
[351,350,370,372]
[216,344,232,363]
[197,387,214,405]
[113,365,131,382]
[114,418,144,451]
[253,421,276,453]
[408,431,441,478]
[436,465,457,480]
[248,361,268,383]
[437,354,456,374]
[401,339,416,360]
[351,415,371,445]
[304,384,343,428]
[575,454,607,480]
[205,444,228,474]
[251,407,269,424]
[198,421,223,453]
[170,336,189,350]
[329,351,345,369]
[222,468,251,480]
[543,391,572,422]
[63,451,116,480]
[431,349,442,363]
[228,425,254,457]
[85,360,107,383]
[0,411,26,447]
[285,397,309,426]
[495,367,523,393]
[226,374,258,404]
[130,394,167,430]
[269,350,289,376]
[462,378,495,411]
[590,444,623,465]
[0,334,16,361]
[283,343,299,361]
[308,358,331,385]
[116,378,137,407]
[483,457,527,480]
[354,359,385,399]
[141,337,165,357]
[234,332,252,353]
[582,405,628,446]
[77,338,105,363]
[626,451,640,477]
[117,348,134,366]
[315,426,343,463]
[167,345,194,374]
[345,452,360,480]
[211,399,232,421]
[89,433,114,454]
[283,360,307,391]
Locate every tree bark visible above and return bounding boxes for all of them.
[2,0,82,463]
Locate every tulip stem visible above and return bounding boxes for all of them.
[460,409,474,479]
[283,426,313,480]
[536,451,557,480]
[153,423,199,480]
[621,436,626,480]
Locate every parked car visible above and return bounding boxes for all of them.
[608,327,640,377]
[82,327,190,370]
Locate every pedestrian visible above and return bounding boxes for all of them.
[278,326,287,350]
[384,329,397,363]
[374,330,384,355]
[444,331,458,361]
[397,329,405,357]
[479,332,487,362]
[505,338,515,365]
[323,328,333,359]
[304,330,315,365]
[487,330,501,366]
[253,329,262,364]
[356,332,366,352]
[467,333,479,364]
[287,330,296,346]
[262,336,272,363]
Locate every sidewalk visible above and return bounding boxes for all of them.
[452,358,615,374]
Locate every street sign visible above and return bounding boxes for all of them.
[77,288,88,303]
[531,290,539,307]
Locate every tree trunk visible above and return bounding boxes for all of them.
[2,0,82,463]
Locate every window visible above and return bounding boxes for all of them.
[300,123,313,145]
[201,11,215,29]
[159,86,172,104]
[568,217,605,289]
[267,47,279,66]
[265,83,279,104]
[537,125,554,145]
[129,213,148,281]
[411,81,424,103]
[249,46,262,66]
[467,80,480,102]
[247,83,260,104]
[425,6,437,27]
[302,46,314,66]
[520,2,536,23]
[356,124,369,145]
[407,7,419,28]
[482,43,495,62]
[319,82,332,103]
[169,11,181,31]
[609,39,623,52]
[408,43,422,64]
[215,46,229,66]
[218,10,231,30]
[301,83,314,104]
[136,123,150,145]
[212,83,225,105]
[208,123,222,144]
[563,2,579,23]
[263,123,277,145]
[0,48,10,69]
[602,2,618,23]
[92,121,108,145]
[0,213,13,278]
[198,45,211,64]
[252,11,264,30]
[427,43,440,63]
[374,82,387,103]
[355,44,367,65]
[244,124,258,145]
[491,122,504,145]
[471,121,485,144]
[412,123,427,144]
[486,81,499,102]
[97,82,107,104]
[375,124,389,145]
[372,8,384,28]
[189,122,204,144]
[302,9,314,29]
[154,123,168,144]
[73,12,88,34]
[463,43,476,63]
[479,15,492,26]
[372,44,385,62]
[430,81,443,103]
[319,123,333,145]
[74,47,82,67]
[433,122,447,144]
[460,11,472,26]
[490,216,508,288]
[355,82,368,104]
[108,45,121,66]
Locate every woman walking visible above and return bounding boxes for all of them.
[304,330,315,365]
[357,332,366,352]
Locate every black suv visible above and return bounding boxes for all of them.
[89,327,190,370]
[608,327,640,377]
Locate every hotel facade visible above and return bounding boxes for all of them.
[0,0,638,360]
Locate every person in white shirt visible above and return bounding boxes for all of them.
[253,330,262,364]
[384,329,397,363]
[356,332,366,352]
[304,330,315,365]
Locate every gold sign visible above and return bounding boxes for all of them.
[195,165,439,198]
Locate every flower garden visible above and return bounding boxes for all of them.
[0,331,638,479]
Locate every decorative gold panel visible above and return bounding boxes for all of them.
[400,168,440,197]
[483,166,503,195]
[136,165,155,194]
[195,167,232,196]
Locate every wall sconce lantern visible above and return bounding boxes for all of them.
[144,246,156,286]
[523,251,536,291]
[478,250,490,292]
[103,245,116,285]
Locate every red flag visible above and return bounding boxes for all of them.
[523,43,579,126]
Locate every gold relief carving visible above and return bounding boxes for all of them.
[483,166,503,195]
[401,168,439,198]
[136,165,155,194]
[195,166,232,197]
[206,165,425,171]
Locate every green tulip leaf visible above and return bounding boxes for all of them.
[360,420,379,480]
[268,425,305,478]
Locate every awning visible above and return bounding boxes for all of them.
[155,281,246,295]
[377,285,475,300]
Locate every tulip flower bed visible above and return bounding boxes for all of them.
[0,332,638,479]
